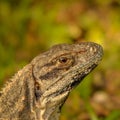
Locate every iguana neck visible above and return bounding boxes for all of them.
[0,64,36,119]
[35,90,69,120]
[0,64,68,120]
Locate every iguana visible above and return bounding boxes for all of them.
[0,42,103,120]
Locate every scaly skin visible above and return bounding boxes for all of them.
[0,42,103,120]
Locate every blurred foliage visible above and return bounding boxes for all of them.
[0,0,120,120]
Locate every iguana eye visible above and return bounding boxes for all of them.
[59,57,68,63]
[56,55,74,69]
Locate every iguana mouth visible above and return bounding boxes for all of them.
[43,63,98,99]
[71,63,97,87]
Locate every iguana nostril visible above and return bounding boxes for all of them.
[90,46,97,54]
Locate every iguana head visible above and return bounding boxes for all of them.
[32,42,103,120]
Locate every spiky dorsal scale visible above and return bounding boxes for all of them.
[0,64,36,119]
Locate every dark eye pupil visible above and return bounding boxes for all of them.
[59,57,68,63]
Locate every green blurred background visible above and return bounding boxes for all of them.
[0,0,120,120]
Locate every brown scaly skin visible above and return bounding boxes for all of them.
[0,42,103,120]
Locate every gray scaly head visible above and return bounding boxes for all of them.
[31,42,103,120]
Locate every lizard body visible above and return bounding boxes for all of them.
[0,42,103,120]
